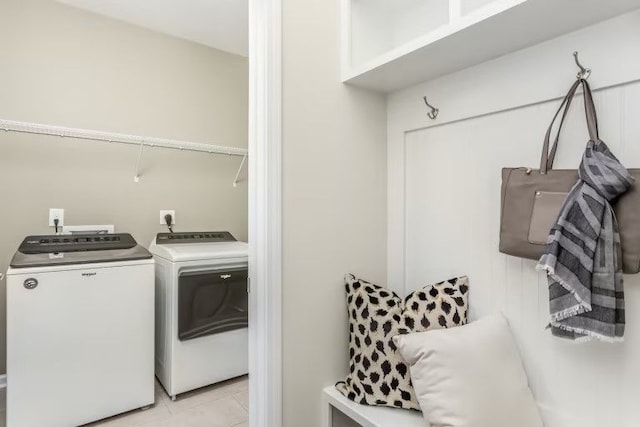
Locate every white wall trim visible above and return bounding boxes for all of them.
[0,374,6,389]
[248,0,282,426]
[340,0,352,81]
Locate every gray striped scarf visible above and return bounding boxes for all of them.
[537,140,633,341]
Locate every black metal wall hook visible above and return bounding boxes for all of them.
[573,51,591,80]
[423,96,439,120]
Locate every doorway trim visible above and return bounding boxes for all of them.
[248,0,282,426]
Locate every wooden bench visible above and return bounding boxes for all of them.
[322,386,424,427]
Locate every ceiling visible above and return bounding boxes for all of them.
[57,0,248,57]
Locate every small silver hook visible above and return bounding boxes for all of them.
[573,51,591,80]
[423,96,439,120]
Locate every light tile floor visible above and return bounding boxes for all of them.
[0,376,248,427]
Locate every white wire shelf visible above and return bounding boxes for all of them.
[0,119,248,156]
[0,118,248,184]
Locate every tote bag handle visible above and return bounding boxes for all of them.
[540,79,599,174]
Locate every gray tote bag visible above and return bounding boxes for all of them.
[499,79,640,274]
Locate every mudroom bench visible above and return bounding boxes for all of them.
[322,386,424,427]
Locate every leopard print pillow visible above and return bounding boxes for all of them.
[336,274,469,410]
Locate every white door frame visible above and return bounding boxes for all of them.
[248,0,282,427]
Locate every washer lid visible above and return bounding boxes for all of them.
[149,238,248,262]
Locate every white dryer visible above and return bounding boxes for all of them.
[149,231,248,399]
[6,234,155,427]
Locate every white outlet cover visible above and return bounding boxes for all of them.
[48,208,65,227]
[160,210,176,225]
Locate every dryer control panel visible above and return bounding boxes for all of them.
[155,232,236,244]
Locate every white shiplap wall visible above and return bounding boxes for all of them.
[387,9,640,427]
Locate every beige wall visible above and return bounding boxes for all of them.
[282,1,388,426]
[0,0,248,373]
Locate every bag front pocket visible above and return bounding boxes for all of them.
[528,191,568,245]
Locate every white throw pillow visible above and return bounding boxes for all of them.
[393,314,543,427]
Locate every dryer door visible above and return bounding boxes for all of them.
[178,267,248,341]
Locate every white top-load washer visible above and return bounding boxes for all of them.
[149,231,248,399]
[6,233,155,427]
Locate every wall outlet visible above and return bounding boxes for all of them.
[160,210,176,225]
[48,208,65,227]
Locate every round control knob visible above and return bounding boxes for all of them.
[24,278,38,290]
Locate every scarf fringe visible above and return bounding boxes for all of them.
[536,262,592,321]
[549,303,587,323]
[549,320,625,343]
[537,262,623,342]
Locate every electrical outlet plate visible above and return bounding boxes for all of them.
[48,208,65,227]
[160,210,176,225]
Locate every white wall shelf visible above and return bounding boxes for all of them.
[342,0,640,93]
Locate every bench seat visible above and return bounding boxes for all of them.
[322,386,424,427]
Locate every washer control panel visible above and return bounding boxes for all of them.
[18,234,138,254]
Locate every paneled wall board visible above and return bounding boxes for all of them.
[388,8,640,291]
[403,81,640,427]
[388,13,640,427]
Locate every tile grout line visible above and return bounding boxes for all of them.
[159,382,245,407]
[157,395,249,427]
[162,387,248,418]
[230,391,249,412]
[167,388,245,407]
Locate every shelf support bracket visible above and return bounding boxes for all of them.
[134,143,145,183]
[233,154,248,187]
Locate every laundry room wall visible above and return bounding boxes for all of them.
[0,0,248,374]
[281,1,388,426]
[387,10,640,427]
